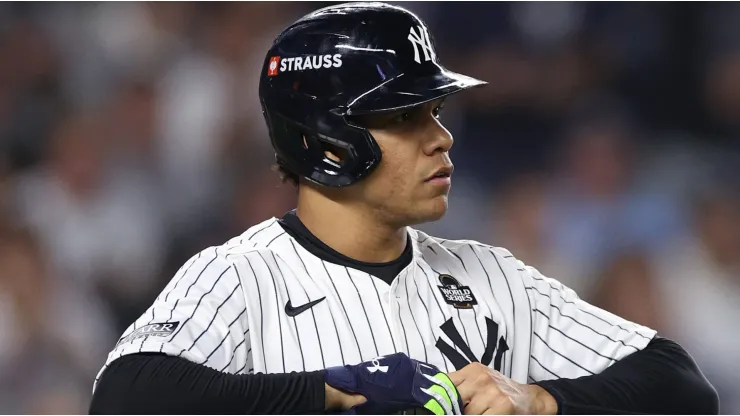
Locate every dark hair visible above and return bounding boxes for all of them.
[272,164,300,188]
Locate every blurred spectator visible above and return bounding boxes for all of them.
[155,3,308,235]
[487,173,587,292]
[541,97,685,297]
[702,3,740,139]
[230,168,298,234]
[86,2,193,76]
[0,147,10,215]
[107,81,159,168]
[704,46,740,137]
[0,223,113,414]
[12,112,166,328]
[592,252,665,331]
[0,14,64,172]
[652,181,740,413]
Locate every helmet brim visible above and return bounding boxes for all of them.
[345,67,486,115]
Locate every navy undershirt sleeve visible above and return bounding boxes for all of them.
[89,353,326,414]
[535,336,720,414]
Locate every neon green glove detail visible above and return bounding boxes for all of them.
[421,372,462,415]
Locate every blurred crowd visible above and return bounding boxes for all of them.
[0,2,738,414]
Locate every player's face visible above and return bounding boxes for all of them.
[347,99,454,226]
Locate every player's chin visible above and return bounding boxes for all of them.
[409,195,449,225]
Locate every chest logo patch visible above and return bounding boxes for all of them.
[437,274,477,309]
[285,297,326,317]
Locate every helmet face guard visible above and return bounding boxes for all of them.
[259,2,486,187]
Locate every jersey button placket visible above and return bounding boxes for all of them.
[387,275,402,354]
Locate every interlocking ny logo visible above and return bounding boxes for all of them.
[367,356,389,373]
[436,317,510,371]
[408,25,433,64]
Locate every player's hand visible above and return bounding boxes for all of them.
[325,383,367,411]
[448,362,557,415]
[324,353,463,415]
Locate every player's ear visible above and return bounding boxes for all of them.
[324,149,344,163]
[300,134,347,164]
[320,143,349,164]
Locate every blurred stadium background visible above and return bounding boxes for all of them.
[0,1,738,413]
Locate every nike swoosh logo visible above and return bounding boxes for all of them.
[285,297,326,317]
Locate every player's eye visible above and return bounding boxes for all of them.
[432,105,444,119]
[391,112,413,125]
[432,100,446,119]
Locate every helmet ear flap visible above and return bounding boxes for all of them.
[305,130,359,170]
[262,90,383,187]
[303,134,347,166]
[304,127,381,187]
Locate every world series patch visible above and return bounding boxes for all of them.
[437,274,477,309]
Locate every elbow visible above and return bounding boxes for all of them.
[88,357,148,414]
[692,376,720,415]
[88,390,112,415]
[646,366,719,415]
[647,337,720,414]
[89,376,130,414]
[670,363,720,414]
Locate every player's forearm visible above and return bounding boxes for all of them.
[527,384,559,415]
[533,336,719,414]
[89,353,327,414]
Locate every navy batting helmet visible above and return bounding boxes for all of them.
[259,2,486,187]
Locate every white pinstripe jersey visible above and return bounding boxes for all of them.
[95,217,656,391]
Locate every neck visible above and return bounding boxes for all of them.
[295,187,407,263]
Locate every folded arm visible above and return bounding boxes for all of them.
[507,249,719,414]
[535,336,719,414]
[89,353,328,414]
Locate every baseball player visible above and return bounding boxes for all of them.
[90,3,718,415]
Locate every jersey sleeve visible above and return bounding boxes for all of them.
[511,254,657,382]
[97,247,250,386]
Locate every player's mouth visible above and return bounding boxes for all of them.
[424,165,453,186]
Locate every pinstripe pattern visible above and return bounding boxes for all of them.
[289,239,346,367]
[402,273,427,362]
[285,239,328,368]
[369,273,398,353]
[270,249,306,371]
[202,308,246,366]
[346,268,380,357]
[408,272,450,373]
[321,260,363,360]
[94,218,657,396]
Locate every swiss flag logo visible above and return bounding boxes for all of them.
[267,56,280,76]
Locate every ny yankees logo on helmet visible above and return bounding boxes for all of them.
[408,25,434,64]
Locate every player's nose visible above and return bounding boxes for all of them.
[423,118,454,156]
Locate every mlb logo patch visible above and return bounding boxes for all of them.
[268,56,280,76]
[116,321,180,346]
